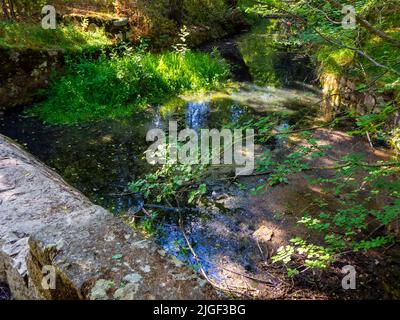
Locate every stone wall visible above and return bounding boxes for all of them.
[0,47,64,110]
[0,134,215,300]
[320,73,400,127]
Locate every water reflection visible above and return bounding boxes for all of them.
[185,101,210,131]
[237,20,316,88]
[151,111,164,129]
[0,22,322,293]
[230,103,245,124]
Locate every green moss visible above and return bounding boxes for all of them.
[0,21,112,51]
[32,51,230,124]
[315,46,355,76]
[315,28,399,86]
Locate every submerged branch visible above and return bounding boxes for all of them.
[144,204,200,213]
[178,219,258,297]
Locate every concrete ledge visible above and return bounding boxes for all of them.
[0,134,215,299]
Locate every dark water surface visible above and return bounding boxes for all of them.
[0,97,258,210]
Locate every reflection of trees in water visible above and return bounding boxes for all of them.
[185,99,253,131]
[186,101,210,131]
[237,21,315,88]
[237,22,282,87]
[230,103,245,124]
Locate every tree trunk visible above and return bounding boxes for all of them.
[325,0,400,48]
[2,0,9,19]
[7,0,15,20]
[168,0,184,25]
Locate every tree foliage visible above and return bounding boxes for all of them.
[243,0,400,277]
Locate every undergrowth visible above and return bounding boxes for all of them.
[0,21,112,51]
[32,49,230,124]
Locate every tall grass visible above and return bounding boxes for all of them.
[0,21,112,51]
[33,51,230,124]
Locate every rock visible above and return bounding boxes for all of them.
[131,240,150,249]
[123,273,142,284]
[158,250,166,257]
[113,283,139,300]
[113,18,129,27]
[0,282,11,300]
[171,256,184,268]
[172,273,199,281]
[253,226,274,243]
[0,48,63,110]
[141,265,151,273]
[90,280,114,300]
[0,134,216,300]
[364,94,376,110]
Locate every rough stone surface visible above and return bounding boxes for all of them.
[0,47,64,109]
[0,134,215,299]
[320,73,399,128]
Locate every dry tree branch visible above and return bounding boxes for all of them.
[325,0,400,48]
[254,1,400,75]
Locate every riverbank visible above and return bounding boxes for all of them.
[0,1,251,111]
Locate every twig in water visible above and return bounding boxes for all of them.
[107,191,140,197]
[142,207,151,217]
[145,204,200,213]
[178,219,258,297]
[256,240,268,263]
[366,131,375,149]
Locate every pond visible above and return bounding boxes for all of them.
[0,83,318,207]
[0,20,321,293]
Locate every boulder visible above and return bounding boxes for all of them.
[0,134,215,299]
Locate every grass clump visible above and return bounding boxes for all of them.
[0,21,112,51]
[33,50,230,124]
